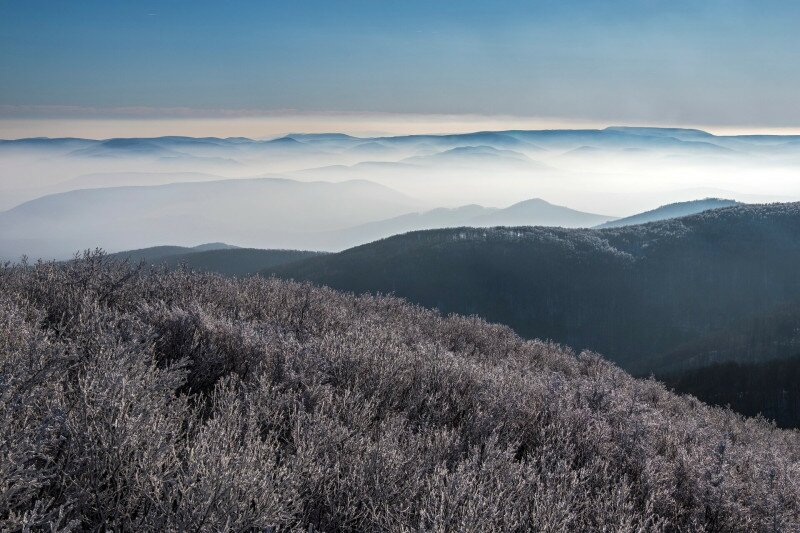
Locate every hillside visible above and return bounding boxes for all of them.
[1,253,797,530]
[595,198,740,228]
[269,203,800,375]
[664,354,800,428]
[107,242,237,263]
[111,245,323,277]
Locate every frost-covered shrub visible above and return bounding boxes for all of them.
[0,252,798,531]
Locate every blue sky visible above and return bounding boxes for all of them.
[1,0,799,134]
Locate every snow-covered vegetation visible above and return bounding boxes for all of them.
[2,252,798,531]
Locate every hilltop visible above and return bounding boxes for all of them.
[1,253,797,530]
[108,244,322,277]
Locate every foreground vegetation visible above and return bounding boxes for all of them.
[1,253,798,531]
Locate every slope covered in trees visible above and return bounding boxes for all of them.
[109,245,322,277]
[106,242,237,262]
[664,354,800,429]
[270,203,800,374]
[1,253,798,531]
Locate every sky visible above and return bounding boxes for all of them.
[1,0,799,137]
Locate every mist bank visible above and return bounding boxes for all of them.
[0,171,751,261]
[0,177,419,259]
[2,127,799,213]
[3,126,799,259]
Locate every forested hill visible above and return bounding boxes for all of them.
[269,202,800,374]
[663,354,800,428]
[1,254,798,530]
[108,246,323,277]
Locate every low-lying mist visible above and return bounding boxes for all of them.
[1,127,799,259]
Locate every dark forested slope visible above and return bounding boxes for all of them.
[110,245,322,277]
[106,242,237,262]
[664,353,800,428]
[270,203,800,374]
[1,253,798,530]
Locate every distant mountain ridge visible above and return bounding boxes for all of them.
[595,198,740,228]
[470,198,613,227]
[315,198,616,250]
[8,126,800,155]
[401,145,537,166]
[5,126,800,214]
[8,126,800,168]
[0,177,420,259]
[1,183,756,261]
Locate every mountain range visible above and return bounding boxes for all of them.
[6,183,737,261]
[0,175,623,259]
[82,197,800,426]
[267,202,800,377]
[4,126,800,213]
[0,177,419,259]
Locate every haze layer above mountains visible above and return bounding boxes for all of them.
[2,127,799,259]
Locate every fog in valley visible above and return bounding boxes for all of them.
[2,127,799,259]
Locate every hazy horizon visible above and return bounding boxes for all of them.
[5,117,800,140]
